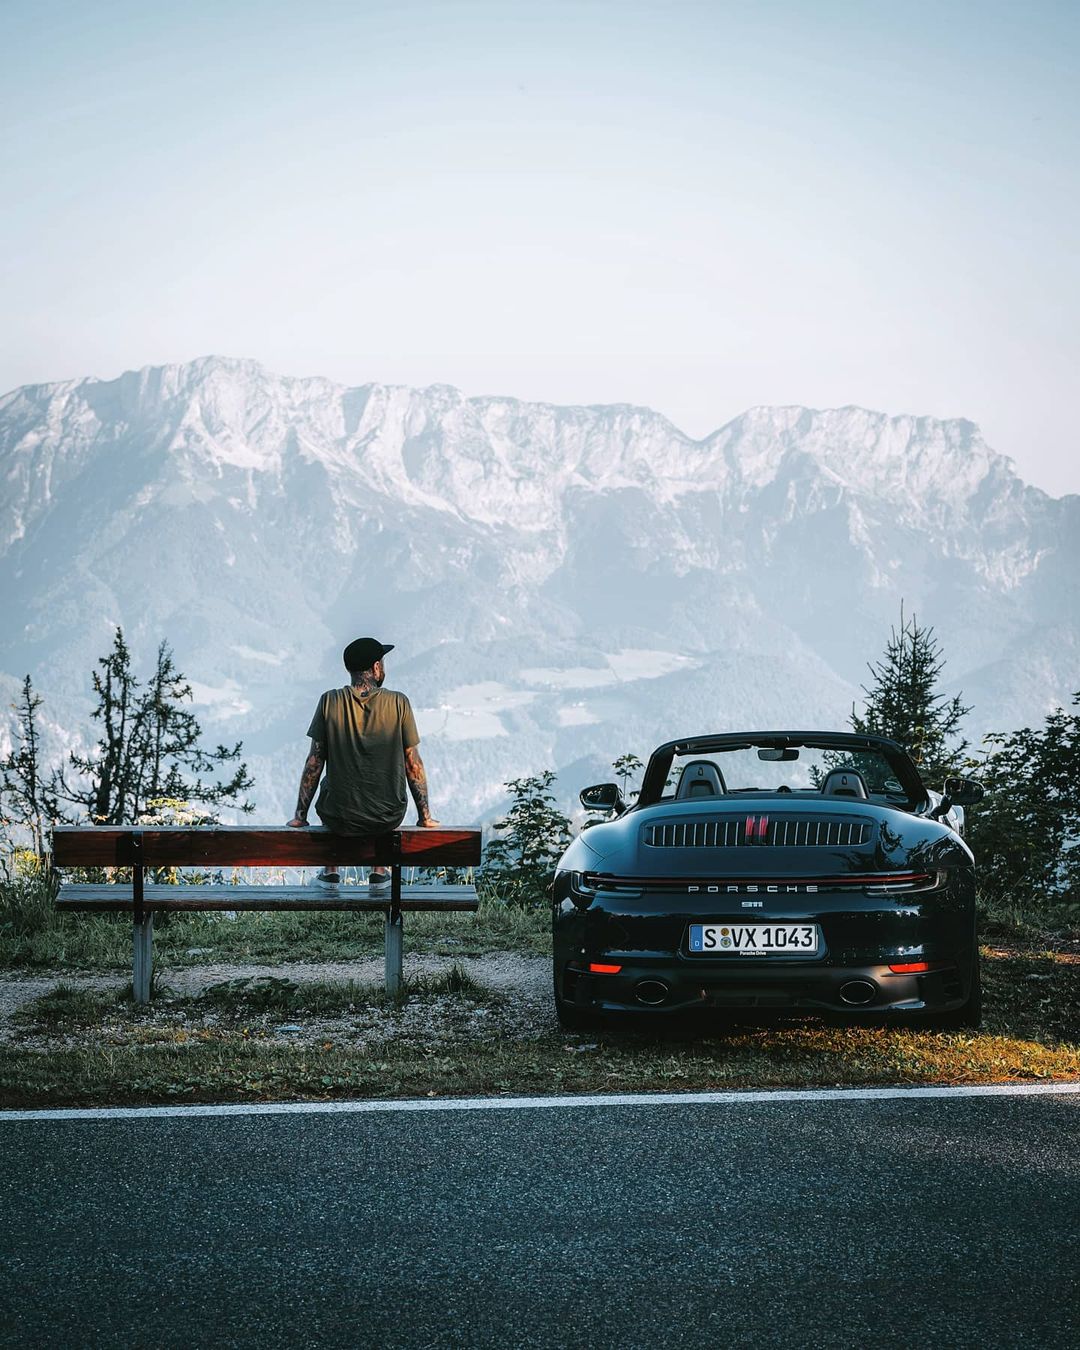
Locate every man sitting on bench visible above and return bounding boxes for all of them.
[287,637,439,888]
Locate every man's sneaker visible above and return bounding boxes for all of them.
[368,871,391,889]
[313,871,341,887]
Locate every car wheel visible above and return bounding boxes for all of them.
[553,971,602,1032]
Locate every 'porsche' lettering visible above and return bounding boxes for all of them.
[696,882,822,894]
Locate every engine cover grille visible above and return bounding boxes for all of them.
[643,817,873,848]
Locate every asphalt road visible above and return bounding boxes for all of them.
[2,1091,1079,1349]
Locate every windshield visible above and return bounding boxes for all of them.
[663,745,911,805]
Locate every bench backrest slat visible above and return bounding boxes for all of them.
[52,826,481,869]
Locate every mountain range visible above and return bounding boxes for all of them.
[1,356,1077,824]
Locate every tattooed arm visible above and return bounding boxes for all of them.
[287,739,325,826]
[405,745,439,827]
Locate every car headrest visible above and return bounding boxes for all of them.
[820,768,869,800]
[675,760,727,800]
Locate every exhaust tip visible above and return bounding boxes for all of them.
[635,979,670,1007]
[839,979,877,1006]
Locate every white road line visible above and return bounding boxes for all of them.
[2,1081,1078,1123]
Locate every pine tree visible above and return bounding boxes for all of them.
[852,605,971,785]
[131,641,254,817]
[966,692,1080,914]
[54,628,254,824]
[62,627,140,824]
[0,676,64,857]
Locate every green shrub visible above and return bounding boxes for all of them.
[0,851,57,939]
[482,771,572,908]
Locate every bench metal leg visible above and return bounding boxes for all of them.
[384,912,403,997]
[133,913,154,1005]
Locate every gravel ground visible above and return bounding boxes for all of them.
[0,954,554,1050]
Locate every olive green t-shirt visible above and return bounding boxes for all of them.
[306,686,420,834]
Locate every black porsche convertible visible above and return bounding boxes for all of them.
[552,731,985,1030]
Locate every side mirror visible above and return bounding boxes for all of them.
[943,777,985,807]
[579,783,625,815]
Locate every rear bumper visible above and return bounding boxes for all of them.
[559,955,974,1016]
[552,868,977,1017]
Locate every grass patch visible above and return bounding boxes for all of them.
[0,886,551,971]
[12,982,122,1033]
[415,962,488,998]
[196,975,356,1015]
[981,947,1080,1045]
[193,964,493,1017]
[2,1022,1078,1110]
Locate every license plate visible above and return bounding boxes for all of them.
[688,923,821,956]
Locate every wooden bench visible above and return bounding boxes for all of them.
[52,826,482,1004]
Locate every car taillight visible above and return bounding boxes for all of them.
[888,961,931,973]
[864,871,946,895]
[588,963,622,974]
[567,871,597,908]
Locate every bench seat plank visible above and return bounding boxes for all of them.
[56,884,480,913]
[52,826,481,869]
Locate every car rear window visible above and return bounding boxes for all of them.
[664,746,912,805]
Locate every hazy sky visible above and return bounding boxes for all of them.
[2,0,1078,494]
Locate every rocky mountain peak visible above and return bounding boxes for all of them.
[1,357,1075,821]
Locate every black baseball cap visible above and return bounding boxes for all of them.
[343,638,394,672]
